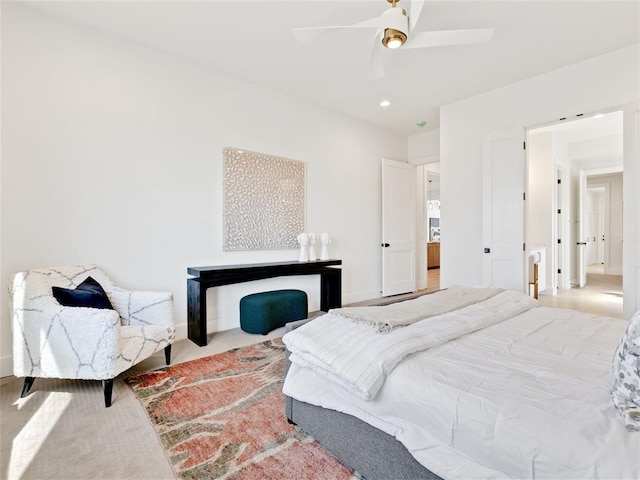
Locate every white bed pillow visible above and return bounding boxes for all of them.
[611,309,640,432]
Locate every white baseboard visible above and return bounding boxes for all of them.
[1,354,13,378]
[343,289,383,305]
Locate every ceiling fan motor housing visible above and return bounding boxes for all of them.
[380,7,408,36]
[380,7,408,47]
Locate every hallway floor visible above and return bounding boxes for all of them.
[343,267,622,319]
[538,272,623,318]
[418,267,622,319]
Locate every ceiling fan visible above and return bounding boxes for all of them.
[292,0,494,78]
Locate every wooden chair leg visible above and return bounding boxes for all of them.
[20,377,35,398]
[102,379,113,408]
[164,345,172,366]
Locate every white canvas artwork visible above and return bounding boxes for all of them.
[223,148,306,250]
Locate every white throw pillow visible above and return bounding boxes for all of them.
[611,310,640,432]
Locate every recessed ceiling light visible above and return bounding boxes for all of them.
[593,113,605,119]
[380,100,391,108]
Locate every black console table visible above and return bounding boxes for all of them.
[187,259,342,346]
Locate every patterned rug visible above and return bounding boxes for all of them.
[125,338,355,480]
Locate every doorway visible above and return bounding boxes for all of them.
[526,110,623,316]
[425,164,441,290]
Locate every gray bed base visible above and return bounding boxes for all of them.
[284,316,442,480]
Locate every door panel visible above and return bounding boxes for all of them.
[482,130,525,291]
[382,159,416,296]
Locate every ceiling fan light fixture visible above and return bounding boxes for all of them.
[382,28,407,49]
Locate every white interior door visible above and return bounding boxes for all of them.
[597,195,605,264]
[482,129,525,291]
[578,170,587,287]
[382,159,416,296]
[586,210,595,265]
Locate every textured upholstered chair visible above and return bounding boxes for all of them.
[10,265,175,407]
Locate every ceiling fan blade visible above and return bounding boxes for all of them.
[408,0,425,32]
[368,31,385,79]
[404,28,494,49]
[292,17,379,43]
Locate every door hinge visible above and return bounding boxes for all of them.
[557,239,562,244]
[523,192,526,201]
[557,179,562,184]
[523,243,526,251]
[523,141,526,150]
[558,269,562,274]
[557,209,561,214]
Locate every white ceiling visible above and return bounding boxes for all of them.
[25,0,640,135]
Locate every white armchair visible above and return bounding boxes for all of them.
[10,265,176,407]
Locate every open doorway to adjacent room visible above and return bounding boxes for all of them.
[526,110,623,318]
[425,164,440,291]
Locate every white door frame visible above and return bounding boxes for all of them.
[624,106,640,317]
[578,169,587,287]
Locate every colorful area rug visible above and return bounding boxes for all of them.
[125,338,355,480]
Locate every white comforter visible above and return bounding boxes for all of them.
[283,306,640,479]
[328,285,502,332]
[283,290,538,400]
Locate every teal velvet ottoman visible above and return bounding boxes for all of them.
[240,289,308,335]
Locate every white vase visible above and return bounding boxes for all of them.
[320,232,331,260]
[297,233,309,262]
[308,233,317,261]
[298,245,309,262]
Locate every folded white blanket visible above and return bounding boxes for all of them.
[283,290,538,400]
[329,286,503,332]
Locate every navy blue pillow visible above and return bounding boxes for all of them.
[52,276,114,310]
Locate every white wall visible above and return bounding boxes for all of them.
[440,44,639,318]
[408,129,440,164]
[0,4,407,376]
[571,134,623,168]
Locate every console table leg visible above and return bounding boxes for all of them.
[187,279,208,346]
[320,268,342,311]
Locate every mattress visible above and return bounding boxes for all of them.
[283,306,640,479]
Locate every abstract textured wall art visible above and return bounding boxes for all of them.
[223,148,306,250]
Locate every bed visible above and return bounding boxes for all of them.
[282,287,640,479]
